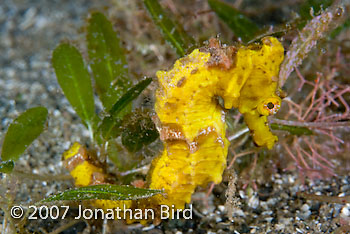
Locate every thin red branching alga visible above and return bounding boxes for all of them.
[275,65,350,180]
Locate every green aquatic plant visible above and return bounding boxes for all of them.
[52,12,158,155]
[0,107,48,173]
[0,11,161,233]
[144,0,196,56]
[1,0,349,232]
[208,0,260,43]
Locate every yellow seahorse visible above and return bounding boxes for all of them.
[63,36,284,224]
[149,36,283,210]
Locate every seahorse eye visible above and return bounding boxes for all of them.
[257,97,281,116]
[266,102,274,110]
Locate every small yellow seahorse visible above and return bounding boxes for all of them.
[63,36,284,224]
[149,36,284,211]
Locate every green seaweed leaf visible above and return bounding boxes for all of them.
[100,78,153,140]
[270,123,313,136]
[0,161,15,174]
[87,12,132,111]
[98,117,122,140]
[208,0,260,43]
[52,43,97,136]
[144,0,195,57]
[107,140,139,171]
[41,184,163,202]
[121,109,159,152]
[109,78,152,116]
[1,107,48,163]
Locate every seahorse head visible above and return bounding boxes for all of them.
[237,36,284,149]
